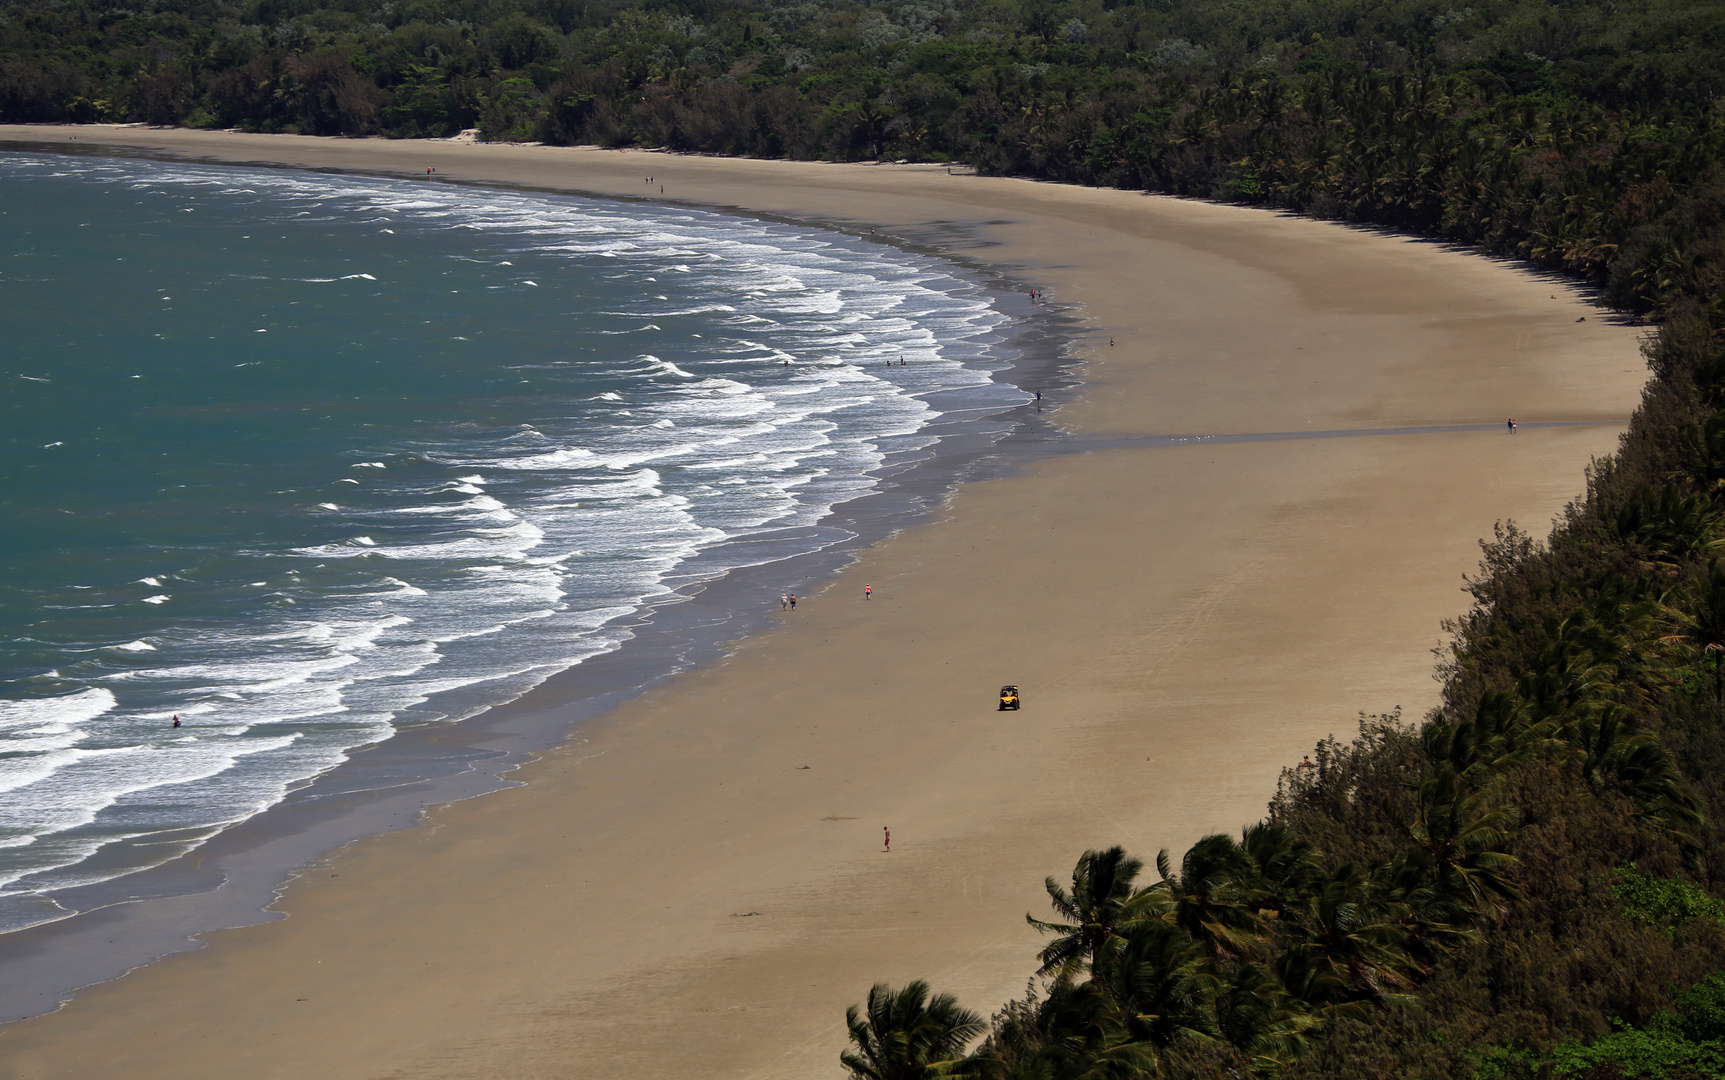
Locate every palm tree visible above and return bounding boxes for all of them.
[1089,917,1219,1058]
[1210,961,1319,1070]
[1388,765,1519,914]
[854,98,891,158]
[1424,690,1537,783]
[1660,560,1725,717]
[1371,844,1482,964]
[1275,939,1371,1016]
[1569,705,1704,835]
[982,979,1162,1080]
[1238,822,1325,915]
[1151,835,1269,960]
[1514,615,1622,723]
[1026,847,1161,980]
[1278,862,1419,1005]
[843,982,986,1080]
[1615,483,1723,565]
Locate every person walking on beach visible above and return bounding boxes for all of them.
[780,594,789,610]
[864,584,872,600]
[883,826,891,852]
[1508,418,1517,434]
[789,594,797,609]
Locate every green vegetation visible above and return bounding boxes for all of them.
[0,0,1722,312]
[843,982,986,1080]
[1464,972,1725,1078]
[1615,864,1725,935]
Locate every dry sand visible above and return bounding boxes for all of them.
[0,125,1647,1079]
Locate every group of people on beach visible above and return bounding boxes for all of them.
[779,582,873,609]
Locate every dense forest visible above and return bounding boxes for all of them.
[1,0,1722,310]
[6,0,1725,1073]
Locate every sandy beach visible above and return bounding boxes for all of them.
[0,125,1647,1079]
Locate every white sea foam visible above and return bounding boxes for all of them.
[0,688,117,730]
[0,152,1025,928]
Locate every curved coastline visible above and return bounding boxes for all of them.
[0,125,1648,1080]
[0,142,1071,1018]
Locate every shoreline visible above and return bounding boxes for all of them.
[0,125,1649,1079]
[0,143,1079,1018]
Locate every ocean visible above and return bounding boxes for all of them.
[0,150,1026,938]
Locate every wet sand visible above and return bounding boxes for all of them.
[0,125,1646,1079]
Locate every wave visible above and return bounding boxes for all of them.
[0,688,118,730]
[0,151,1026,932]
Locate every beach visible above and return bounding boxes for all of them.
[0,125,1645,1079]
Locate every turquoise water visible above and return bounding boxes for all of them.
[0,152,1022,932]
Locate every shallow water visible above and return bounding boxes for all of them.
[0,153,1024,933]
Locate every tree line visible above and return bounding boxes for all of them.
[2,0,1721,314]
